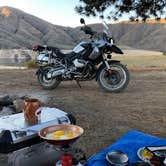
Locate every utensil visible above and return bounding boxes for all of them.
[106,150,129,166]
[146,146,166,158]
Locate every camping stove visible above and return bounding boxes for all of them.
[55,145,84,166]
[0,107,76,166]
[39,124,86,166]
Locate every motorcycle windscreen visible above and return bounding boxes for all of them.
[109,45,123,54]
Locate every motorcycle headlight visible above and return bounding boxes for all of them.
[102,32,114,44]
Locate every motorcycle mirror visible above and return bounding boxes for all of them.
[80,18,85,24]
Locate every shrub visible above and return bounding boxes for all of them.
[163,52,166,56]
[24,60,38,68]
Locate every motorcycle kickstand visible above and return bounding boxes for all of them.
[75,80,82,88]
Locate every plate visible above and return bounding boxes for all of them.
[137,147,153,165]
[106,150,129,165]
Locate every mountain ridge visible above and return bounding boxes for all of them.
[114,18,166,24]
[0,6,165,51]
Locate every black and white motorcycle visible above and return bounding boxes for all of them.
[33,18,129,93]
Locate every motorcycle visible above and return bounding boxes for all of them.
[33,18,129,93]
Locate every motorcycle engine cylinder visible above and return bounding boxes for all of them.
[73,59,86,68]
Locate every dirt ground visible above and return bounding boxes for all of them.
[0,69,166,157]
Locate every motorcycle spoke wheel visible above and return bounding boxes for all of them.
[37,67,61,90]
[98,63,129,93]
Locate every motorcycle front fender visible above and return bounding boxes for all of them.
[95,60,120,81]
[109,45,123,54]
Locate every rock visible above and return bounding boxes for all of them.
[0,95,13,106]
[9,105,16,112]
[0,106,14,117]
[0,95,44,114]
[20,95,30,100]
[10,95,19,100]
[13,99,24,113]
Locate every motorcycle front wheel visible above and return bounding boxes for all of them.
[97,63,129,93]
[37,66,61,90]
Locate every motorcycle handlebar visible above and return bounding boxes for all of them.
[80,25,114,43]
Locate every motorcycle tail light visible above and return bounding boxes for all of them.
[32,45,39,51]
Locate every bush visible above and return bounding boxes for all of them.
[163,52,166,56]
[24,60,38,68]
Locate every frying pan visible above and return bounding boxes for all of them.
[39,124,84,146]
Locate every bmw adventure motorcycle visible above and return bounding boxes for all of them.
[33,18,129,93]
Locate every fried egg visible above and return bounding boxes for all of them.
[142,149,153,160]
[46,130,75,140]
[54,130,65,136]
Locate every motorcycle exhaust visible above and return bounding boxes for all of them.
[47,69,65,79]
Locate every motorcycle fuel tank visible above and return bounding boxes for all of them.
[72,42,86,53]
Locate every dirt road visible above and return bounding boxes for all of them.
[0,69,166,156]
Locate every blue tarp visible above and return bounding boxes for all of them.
[87,130,166,166]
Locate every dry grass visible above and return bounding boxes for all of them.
[24,60,38,68]
[115,18,166,24]
[113,54,166,69]
[0,7,11,17]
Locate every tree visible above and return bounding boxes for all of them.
[75,0,166,21]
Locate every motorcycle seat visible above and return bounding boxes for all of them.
[56,50,75,59]
[33,45,75,59]
[47,46,75,59]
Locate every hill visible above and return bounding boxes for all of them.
[115,18,166,24]
[0,6,165,51]
[0,6,75,49]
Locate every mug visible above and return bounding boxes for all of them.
[23,98,41,124]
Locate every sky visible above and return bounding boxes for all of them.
[0,0,106,27]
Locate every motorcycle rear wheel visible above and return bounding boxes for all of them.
[97,63,129,93]
[37,66,61,90]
